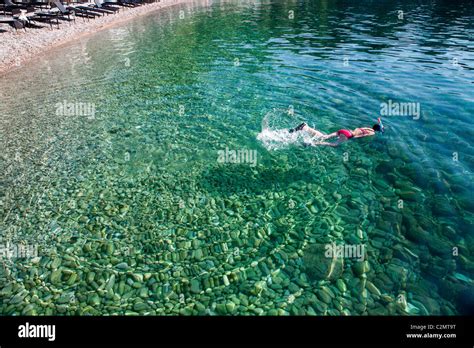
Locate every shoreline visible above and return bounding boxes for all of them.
[0,0,199,76]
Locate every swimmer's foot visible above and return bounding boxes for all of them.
[289,122,307,133]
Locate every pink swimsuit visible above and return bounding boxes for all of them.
[337,129,354,139]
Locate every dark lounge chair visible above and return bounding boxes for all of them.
[75,0,121,16]
[124,0,144,7]
[11,7,50,29]
[28,1,50,10]
[67,1,103,19]
[93,0,120,13]
[0,15,25,31]
[23,6,51,27]
[32,11,60,29]
[33,0,70,29]
[11,8,29,26]
[37,0,94,25]
[74,3,113,16]
[1,0,28,15]
[102,0,140,8]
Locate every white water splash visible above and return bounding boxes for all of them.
[257,128,301,151]
[257,109,316,151]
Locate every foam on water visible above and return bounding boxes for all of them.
[257,108,309,150]
[257,128,300,151]
[257,109,322,150]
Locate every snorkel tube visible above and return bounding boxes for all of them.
[377,117,385,133]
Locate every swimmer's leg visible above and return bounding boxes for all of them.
[290,122,326,137]
[289,123,307,133]
[306,126,340,140]
[290,123,339,141]
[301,125,339,140]
[303,125,327,138]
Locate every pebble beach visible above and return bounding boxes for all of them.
[0,0,197,74]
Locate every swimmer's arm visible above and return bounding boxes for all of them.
[312,137,347,147]
[352,128,375,138]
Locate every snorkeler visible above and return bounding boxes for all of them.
[289,119,384,147]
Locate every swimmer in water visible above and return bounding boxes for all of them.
[289,121,383,147]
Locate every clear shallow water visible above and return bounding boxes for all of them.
[0,0,473,315]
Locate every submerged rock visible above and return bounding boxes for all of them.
[302,244,344,281]
[375,161,393,174]
[392,245,419,264]
[352,261,369,277]
[190,279,201,294]
[431,195,456,217]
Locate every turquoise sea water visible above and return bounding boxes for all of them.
[0,0,473,315]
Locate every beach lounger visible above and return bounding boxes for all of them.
[75,0,121,15]
[11,7,48,29]
[51,0,77,21]
[3,0,25,8]
[94,0,120,13]
[124,0,144,7]
[74,2,114,16]
[11,8,29,26]
[6,5,56,29]
[67,1,103,19]
[31,10,60,29]
[102,0,140,8]
[0,14,25,31]
[1,0,28,15]
[33,0,73,29]
[23,7,49,27]
[42,0,97,23]
[28,1,50,10]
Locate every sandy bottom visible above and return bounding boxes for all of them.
[0,0,199,75]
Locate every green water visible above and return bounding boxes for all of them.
[1,0,473,315]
